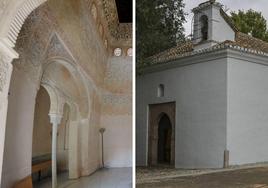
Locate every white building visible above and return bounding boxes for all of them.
[137,0,268,169]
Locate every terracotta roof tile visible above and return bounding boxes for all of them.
[235,32,268,53]
[147,41,193,63]
[144,7,268,66]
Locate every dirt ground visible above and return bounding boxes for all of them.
[137,167,268,188]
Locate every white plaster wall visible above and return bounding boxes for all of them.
[227,57,268,165]
[1,67,37,188]
[101,115,132,167]
[193,5,235,44]
[211,7,235,43]
[137,57,227,168]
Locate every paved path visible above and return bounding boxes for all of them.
[137,167,268,188]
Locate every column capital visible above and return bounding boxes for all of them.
[49,113,62,125]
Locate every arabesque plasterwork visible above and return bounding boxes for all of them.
[0,0,7,18]
[0,54,9,91]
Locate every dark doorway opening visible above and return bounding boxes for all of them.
[157,114,172,164]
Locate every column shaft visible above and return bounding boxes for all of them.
[0,43,17,186]
[52,122,58,188]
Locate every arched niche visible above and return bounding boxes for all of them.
[200,15,208,41]
[32,86,51,159]
[42,59,90,118]
[31,86,74,182]
[0,0,48,48]
[157,84,165,97]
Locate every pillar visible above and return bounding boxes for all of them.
[68,120,80,179]
[0,40,18,186]
[49,114,62,188]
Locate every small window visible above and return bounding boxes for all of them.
[200,15,208,41]
[158,84,164,97]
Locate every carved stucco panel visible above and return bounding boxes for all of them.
[104,57,132,93]
[0,53,11,91]
[14,59,42,88]
[45,34,74,61]
[0,0,8,18]
[91,3,97,21]
[102,93,132,115]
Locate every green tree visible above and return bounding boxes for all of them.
[136,0,186,64]
[230,9,268,42]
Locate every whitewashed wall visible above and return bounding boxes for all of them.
[137,54,227,168]
[227,54,268,165]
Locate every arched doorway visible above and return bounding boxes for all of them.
[32,86,52,182]
[31,86,71,183]
[148,102,175,167]
[157,114,172,164]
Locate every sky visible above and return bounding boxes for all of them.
[183,0,268,36]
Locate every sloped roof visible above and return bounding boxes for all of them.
[147,33,268,65]
[235,32,268,53]
[145,27,268,66]
[143,2,268,67]
[146,41,194,64]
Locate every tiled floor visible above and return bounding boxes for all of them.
[34,168,132,188]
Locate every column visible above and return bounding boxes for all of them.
[49,114,62,188]
[68,120,79,179]
[0,40,18,185]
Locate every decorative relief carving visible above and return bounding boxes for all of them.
[13,4,74,87]
[101,0,132,41]
[91,3,97,21]
[114,48,122,57]
[104,57,132,93]
[101,93,132,115]
[15,4,56,65]
[6,0,48,47]
[104,39,108,49]
[0,53,10,91]
[105,58,132,82]
[102,93,131,105]
[0,0,8,17]
[45,34,74,61]
[127,48,132,57]
[84,0,132,46]
[14,58,42,87]
[99,24,104,38]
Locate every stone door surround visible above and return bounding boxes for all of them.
[148,102,175,167]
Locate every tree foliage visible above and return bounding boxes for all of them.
[230,9,268,42]
[136,0,186,63]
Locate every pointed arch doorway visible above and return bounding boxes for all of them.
[148,102,175,167]
[157,114,172,164]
